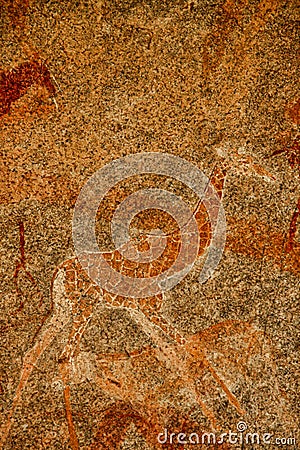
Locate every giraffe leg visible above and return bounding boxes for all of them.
[138,294,186,344]
[58,299,99,450]
[103,294,220,430]
[62,382,80,450]
[206,361,245,415]
[185,320,280,420]
[128,308,221,430]
[0,268,71,450]
[141,310,186,345]
[58,303,93,362]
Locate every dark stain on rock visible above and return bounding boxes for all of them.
[0,59,56,117]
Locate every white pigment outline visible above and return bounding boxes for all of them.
[72,152,226,298]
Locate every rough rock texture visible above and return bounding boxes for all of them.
[0,0,299,449]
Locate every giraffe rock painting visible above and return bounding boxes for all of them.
[1,1,299,449]
[1,155,295,450]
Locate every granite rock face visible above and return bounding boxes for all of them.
[0,0,299,449]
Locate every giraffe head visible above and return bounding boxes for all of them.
[216,144,276,181]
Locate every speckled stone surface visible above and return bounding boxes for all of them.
[0,1,299,449]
